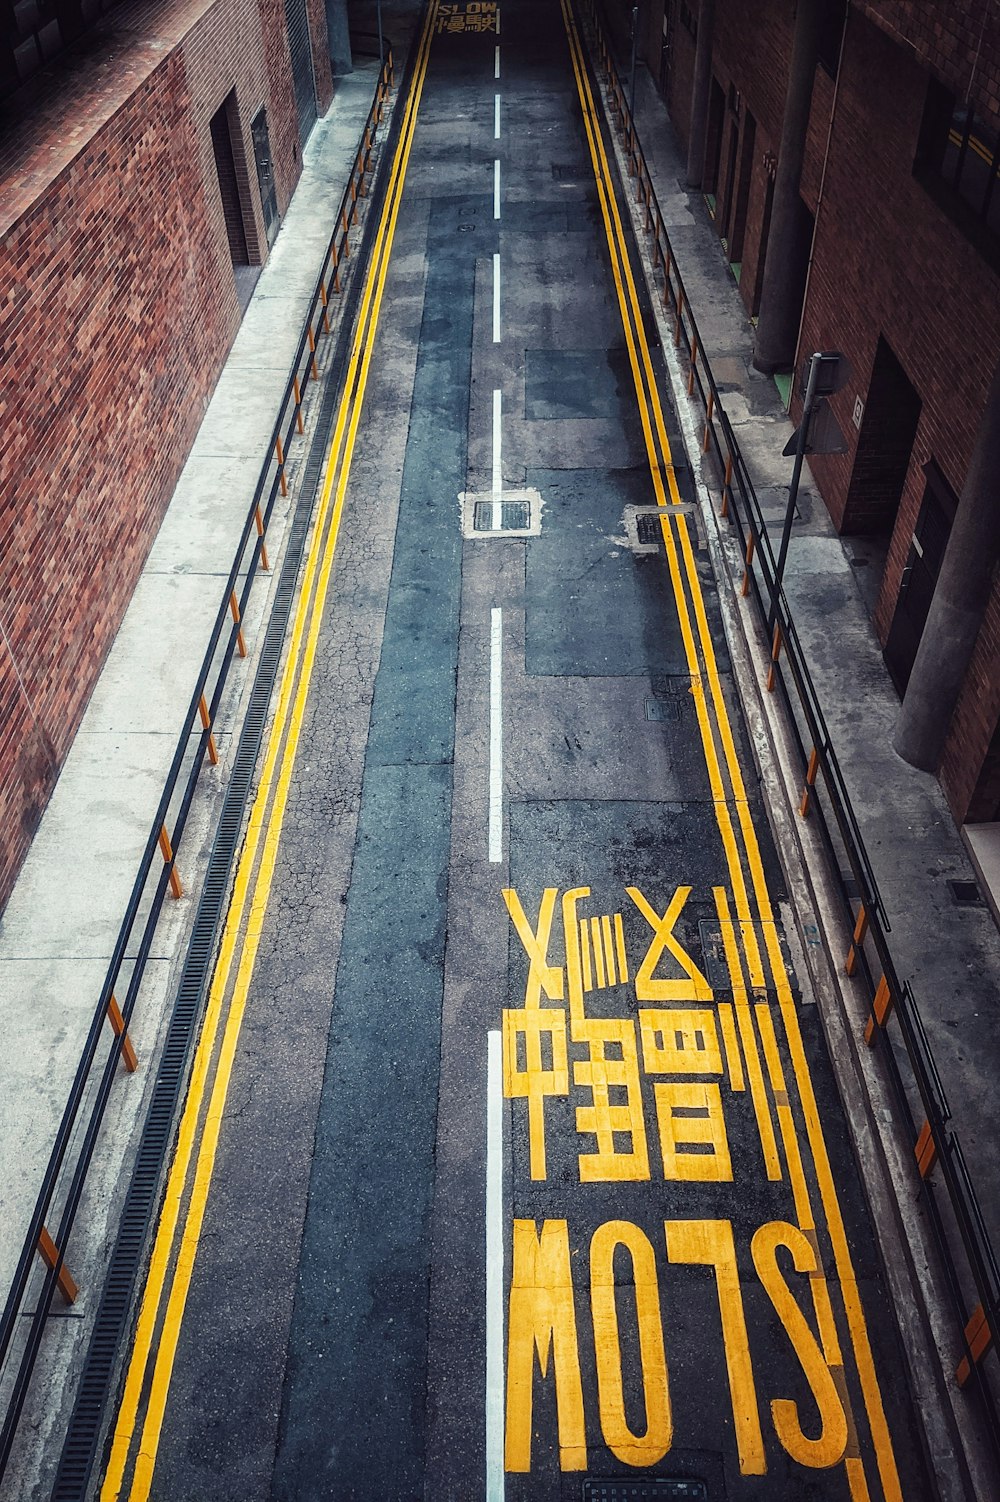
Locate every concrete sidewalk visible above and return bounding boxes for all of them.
[0,56,385,1315]
[627,64,1000,1261]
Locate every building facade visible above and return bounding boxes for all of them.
[631,0,1000,831]
[0,0,342,912]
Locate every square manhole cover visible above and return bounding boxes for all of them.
[582,1482,708,1501]
[473,499,531,532]
[644,696,679,722]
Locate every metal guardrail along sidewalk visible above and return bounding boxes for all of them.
[0,47,395,1482]
[576,0,1000,1464]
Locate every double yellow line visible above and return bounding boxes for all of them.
[99,8,440,1497]
[558,4,902,1499]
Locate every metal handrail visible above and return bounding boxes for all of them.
[578,0,1000,1456]
[0,45,394,1479]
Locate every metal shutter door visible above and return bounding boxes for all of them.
[284,0,316,144]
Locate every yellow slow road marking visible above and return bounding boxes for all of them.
[100,9,440,1497]
[560,4,901,1497]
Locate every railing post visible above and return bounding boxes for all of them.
[106,993,138,1072]
[254,506,271,573]
[703,390,714,452]
[799,745,819,816]
[158,823,184,899]
[275,435,288,497]
[198,693,220,765]
[863,974,893,1045]
[37,1227,77,1304]
[845,904,868,976]
[292,377,305,433]
[229,591,248,658]
[914,1119,938,1178]
[687,334,699,395]
[307,327,319,380]
[662,246,672,308]
[956,1305,994,1388]
[766,623,782,692]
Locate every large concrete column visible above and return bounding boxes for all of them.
[326,0,352,76]
[894,360,1000,772]
[685,0,716,188]
[751,0,823,373]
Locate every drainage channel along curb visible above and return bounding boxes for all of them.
[573,8,997,1501]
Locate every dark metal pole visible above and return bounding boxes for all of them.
[769,351,822,632]
[629,5,639,118]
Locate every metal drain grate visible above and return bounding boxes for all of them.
[473,498,531,532]
[636,512,662,545]
[949,879,984,905]
[583,1482,708,1501]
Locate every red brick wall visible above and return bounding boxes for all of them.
[0,0,331,912]
[683,0,833,317]
[654,1,1000,821]
[307,0,335,113]
[791,8,1000,819]
[858,0,1000,123]
[795,10,1000,607]
[665,4,696,130]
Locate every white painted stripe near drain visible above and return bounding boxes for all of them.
[494,92,501,138]
[493,253,501,343]
[485,1027,505,1497]
[494,157,501,219]
[492,387,503,527]
[489,608,503,862]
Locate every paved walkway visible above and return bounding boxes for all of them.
[0,47,404,1495]
[626,57,1000,1290]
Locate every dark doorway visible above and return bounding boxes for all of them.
[719,118,739,244]
[884,460,957,694]
[210,95,249,269]
[845,338,923,535]
[252,107,281,247]
[285,0,317,143]
[704,76,725,199]
[727,111,756,269]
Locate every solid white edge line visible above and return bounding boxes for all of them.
[488,608,503,862]
[493,157,501,219]
[494,43,500,78]
[494,92,501,138]
[485,1028,505,1498]
[492,388,503,527]
[492,252,501,344]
